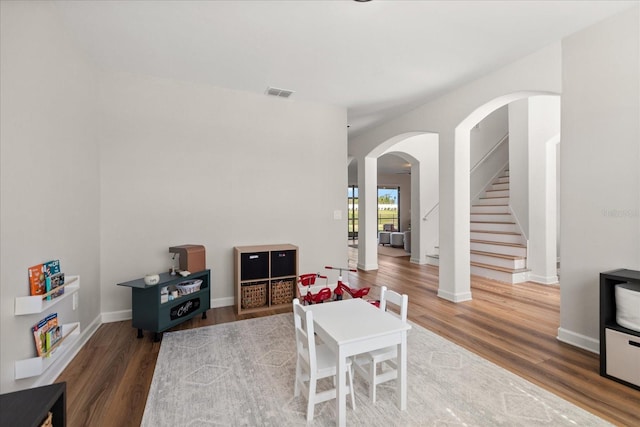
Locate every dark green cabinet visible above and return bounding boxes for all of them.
[118,270,210,339]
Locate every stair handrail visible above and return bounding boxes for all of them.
[422,203,439,221]
[422,132,508,221]
[470,132,509,175]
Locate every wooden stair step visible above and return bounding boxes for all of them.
[470,212,511,216]
[470,250,523,260]
[471,239,527,248]
[470,220,516,224]
[470,261,528,274]
[471,230,522,236]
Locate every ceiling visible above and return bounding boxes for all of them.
[53,0,636,139]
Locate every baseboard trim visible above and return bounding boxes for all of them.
[410,257,426,265]
[102,309,132,323]
[437,289,473,303]
[212,296,234,308]
[557,327,599,354]
[357,262,379,271]
[32,314,102,388]
[528,274,559,285]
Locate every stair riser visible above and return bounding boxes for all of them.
[471,265,528,284]
[471,241,527,257]
[470,222,518,233]
[470,214,512,223]
[475,197,510,206]
[491,183,509,191]
[470,232,525,245]
[485,189,510,198]
[471,253,526,269]
[495,177,510,184]
[471,205,510,214]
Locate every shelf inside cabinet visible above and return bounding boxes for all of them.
[15,276,80,315]
[15,322,80,380]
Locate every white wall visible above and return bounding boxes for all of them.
[0,1,101,393]
[470,106,509,202]
[559,6,640,352]
[99,71,348,314]
[350,43,561,301]
[508,100,530,236]
[0,1,348,394]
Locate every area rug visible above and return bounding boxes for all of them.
[141,314,610,426]
[378,245,410,257]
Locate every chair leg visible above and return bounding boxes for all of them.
[307,379,316,422]
[294,361,301,397]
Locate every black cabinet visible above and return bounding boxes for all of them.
[599,268,640,390]
[118,270,211,340]
[0,382,66,427]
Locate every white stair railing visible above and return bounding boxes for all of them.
[421,132,508,221]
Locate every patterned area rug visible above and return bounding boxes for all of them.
[142,314,610,426]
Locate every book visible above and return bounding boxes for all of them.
[32,313,58,357]
[46,325,62,351]
[48,272,65,299]
[28,264,46,296]
[43,260,61,301]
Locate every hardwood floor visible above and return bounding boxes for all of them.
[56,250,640,426]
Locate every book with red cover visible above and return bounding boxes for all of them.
[28,264,45,296]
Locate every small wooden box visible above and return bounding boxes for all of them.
[169,244,206,272]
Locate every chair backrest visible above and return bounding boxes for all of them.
[379,286,408,323]
[293,298,317,371]
[382,223,396,232]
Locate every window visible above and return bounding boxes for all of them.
[378,187,399,231]
[348,186,358,241]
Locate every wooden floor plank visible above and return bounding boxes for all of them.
[55,250,640,427]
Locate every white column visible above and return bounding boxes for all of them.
[528,96,560,284]
[438,130,472,302]
[357,156,379,271]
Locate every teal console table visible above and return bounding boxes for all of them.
[118,270,210,340]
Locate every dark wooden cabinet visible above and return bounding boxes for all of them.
[118,270,210,339]
[599,268,640,390]
[0,382,66,427]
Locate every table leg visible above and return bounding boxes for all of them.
[398,332,408,410]
[336,350,347,427]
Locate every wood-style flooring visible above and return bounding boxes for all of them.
[56,249,640,426]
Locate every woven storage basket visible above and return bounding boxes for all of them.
[241,282,267,309]
[271,279,294,306]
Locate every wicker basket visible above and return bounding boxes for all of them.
[241,282,267,309]
[271,279,294,306]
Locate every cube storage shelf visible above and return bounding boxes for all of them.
[600,268,640,391]
[234,244,298,314]
[117,270,211,340]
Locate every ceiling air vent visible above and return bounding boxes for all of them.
[265,87,294,98]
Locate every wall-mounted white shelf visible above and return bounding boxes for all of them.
[15,276,80,315]
[15,322,80,380]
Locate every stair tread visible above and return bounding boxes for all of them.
[471,230,521,235]
[471,261,529,273]
[470,212,510,215]
[470,250,524,260]
[472,204,509,207]
[480,196,509,199]
[470,220,516,224]
[471,239,527,248]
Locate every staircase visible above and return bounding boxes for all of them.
[426,170,529,284]
[470,170,528,283]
